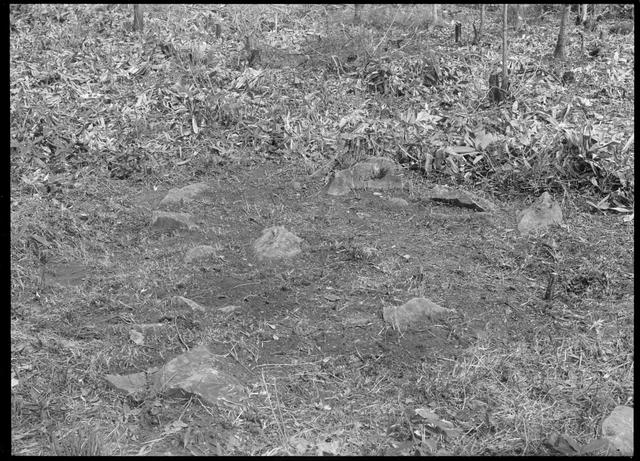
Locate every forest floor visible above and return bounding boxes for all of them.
[10,4,633,455]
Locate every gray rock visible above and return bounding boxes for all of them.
[173,295,206,312]
[428,185,496,212]
[383,297,455,330]
[153,345,247,404]
[105,372,148,397]
[517,192,562,236]
[185,245,217,263]
[151,211,198,231]
[601,405,633,455]
[388,197,409,207]
[159,183,209,207]
[326,157,403,196]
[254,226,303,261]
[105,345,249,405]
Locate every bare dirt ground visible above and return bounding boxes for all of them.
[11,158,633,455]
[10,4,634,456]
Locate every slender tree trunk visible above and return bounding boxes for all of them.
[489,4,510,103]
[554,4,570,60]
[480,4,485,36]
[132,4,144,32]
[353,4,362,24]
[502,4,508,86]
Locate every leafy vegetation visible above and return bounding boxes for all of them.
[11,4,633,456]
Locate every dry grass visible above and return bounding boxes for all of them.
[11,3,633,456]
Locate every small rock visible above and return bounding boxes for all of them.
[159,183,209,207]
[383,297,455,330]
[185,245,217,263]
[153,345,248,404]
[388,197,409,207]
[517,192,562,236]
[325,157,403,196]
[174,296,206,312]
[601,405,633,455]
[351,157,398,178]
[106,346,249,405]
[428,185,496,212]
[105,372,148,397]
[254,226,303,261]
[151,211,198,231]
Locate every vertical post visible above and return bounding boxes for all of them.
[132,4,144,32]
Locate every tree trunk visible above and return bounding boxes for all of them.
[553,4,570,60]
[501,4,508,86]
[489,4,510,104]
[353,4,362,24]
[132,4,143,32]
[480,4,485,36]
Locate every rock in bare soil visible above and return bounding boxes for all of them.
[105,345,248,405]
[254,226,303,261]
[383,297,455,330]
[387,197,409,207]
[427,185,496,212]
[153,345,248,404]
[173,295,207,312]
[105,371,148,397]
[547,406,634,456]
[159,182,209,207]
[151,210,198,231]
[601,405,633,455]
[185,245,217,263]
[326,157,403,196]
[517,192,562,236]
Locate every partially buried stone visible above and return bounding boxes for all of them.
[151,211,198,231]
[383,297,455,330]
[601,405,633,456]
[388,197,409,207]
[517,192,562,236]
[254,226,303,261]
[159,182,209,207]
[185,245,216,263]
[325,157,403,196]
